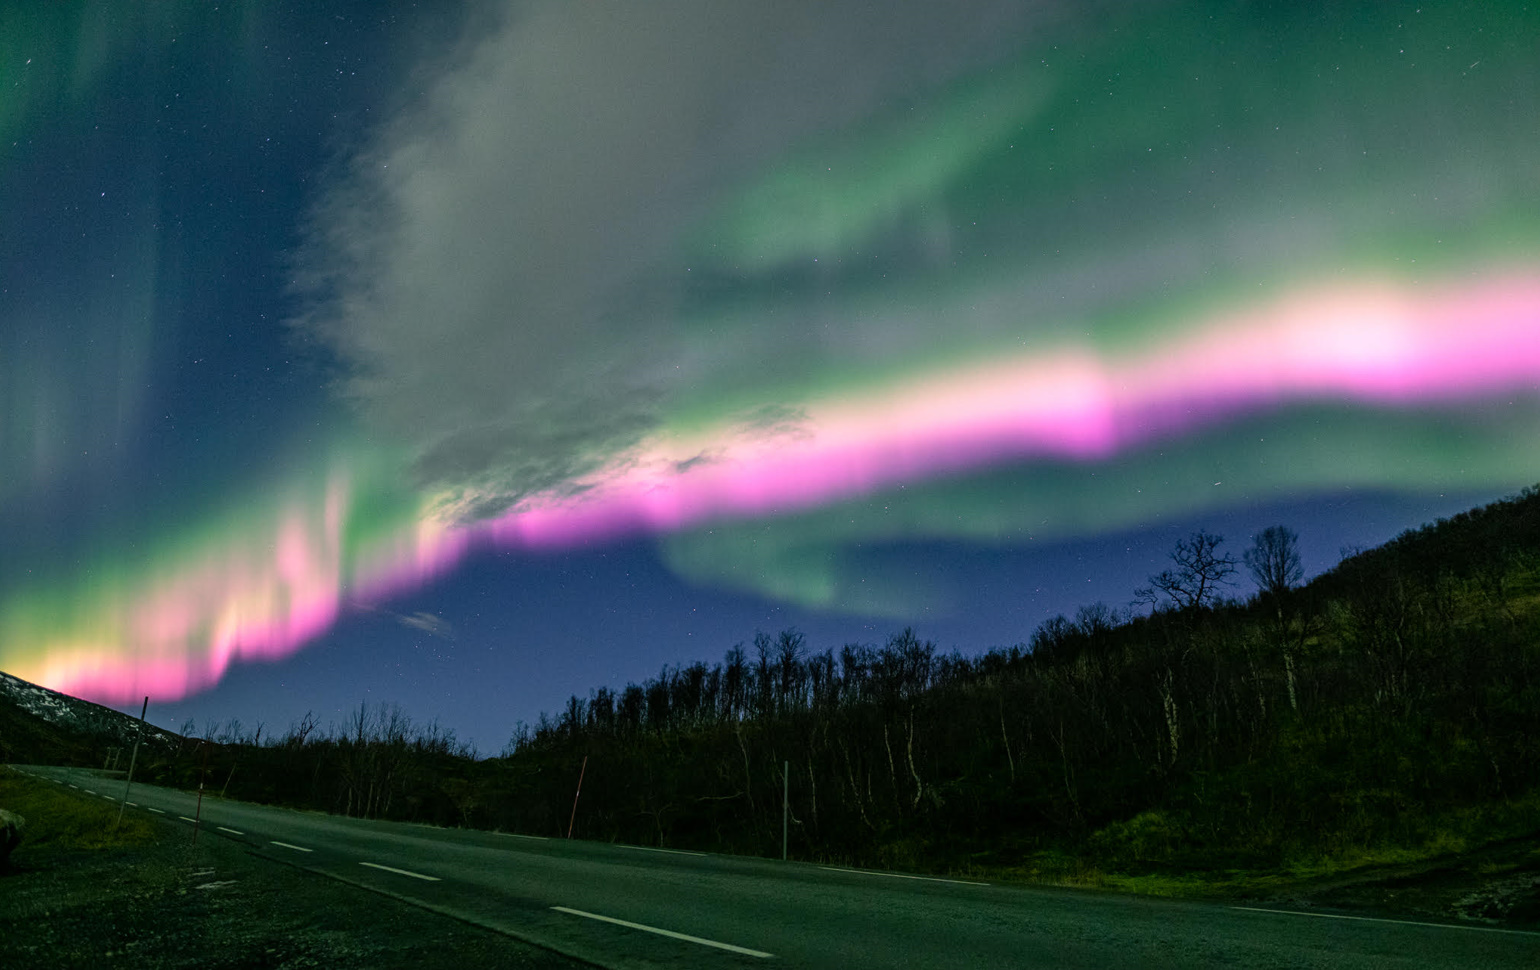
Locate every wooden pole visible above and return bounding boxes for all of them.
[782,759,789,861]
[192,739,210,846]
[114,697,148,830]
[566,755,588,839]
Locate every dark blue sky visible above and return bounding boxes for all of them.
[1,1,419,583]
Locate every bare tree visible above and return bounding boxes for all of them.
[286,710,318,747]
[722,644,747,721]
[776,629,807,712]
[213,718,242,744]
[1074,602,1120,637]
[753,632,776,719]
[1246,526,1308,714]
[1137,530,1237,611]
[1245,526,1303,599]
[1030,614,1074,657]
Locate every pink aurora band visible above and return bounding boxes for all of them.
[27,270,1540,704]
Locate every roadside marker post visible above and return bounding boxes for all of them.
[192,739,210,846]
[114,696,148,830]
[782,759,789,861]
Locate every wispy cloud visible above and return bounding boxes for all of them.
[398,611,454,639]
[352,601,459,641]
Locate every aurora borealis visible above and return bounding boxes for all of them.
[3,0,1538,746]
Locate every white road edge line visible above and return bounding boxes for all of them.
[1230,906,1540,936]
[496,832,549,841]
[551,906,772,958]
[359,862,441,882]
[270,841,313,853]
[147,807,165,814]
[620,844,707,857]
[819,865,988,886]
[178,816,199,823]
[217,826,245,836]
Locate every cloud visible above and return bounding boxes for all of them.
[294,0,1064,518]
[354,602,459,640]
[399,611,454,639]
[295,0,1540,617]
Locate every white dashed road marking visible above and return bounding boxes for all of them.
[621,844,706,857]
[552,906,772,958]
[269,841,312,853]
[179,816,199,823]
[360,862,440,882]
[147,807,165,814]
[819,866,989,886]
[1231,907,1540,936]
[217,826,244,836]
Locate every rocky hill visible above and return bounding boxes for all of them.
[0,671,177,765]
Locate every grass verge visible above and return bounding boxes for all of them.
[0,767,156,856]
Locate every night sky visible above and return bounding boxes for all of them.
[4,1,1538,752]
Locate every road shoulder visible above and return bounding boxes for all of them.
[0,771,583,970]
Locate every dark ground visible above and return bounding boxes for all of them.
[0,812,586,969]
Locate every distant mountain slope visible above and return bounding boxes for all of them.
[0,670,177,765]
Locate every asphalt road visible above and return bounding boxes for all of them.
[16,765,1539,969]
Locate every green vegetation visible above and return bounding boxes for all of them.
[0,769,156,855]
[131,486,1540,895]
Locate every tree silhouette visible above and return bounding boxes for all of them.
[1243,526,1308,714]
[1138,530,1237,611]
[1245,526,1303,599]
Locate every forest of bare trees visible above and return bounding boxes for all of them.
[132,486,1540,879]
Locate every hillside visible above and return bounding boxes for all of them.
[0,671,177,766]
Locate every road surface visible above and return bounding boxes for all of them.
[15,765,1538,969]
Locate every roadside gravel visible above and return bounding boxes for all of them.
[1285,837,1540,928]
[0,812,586,969]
